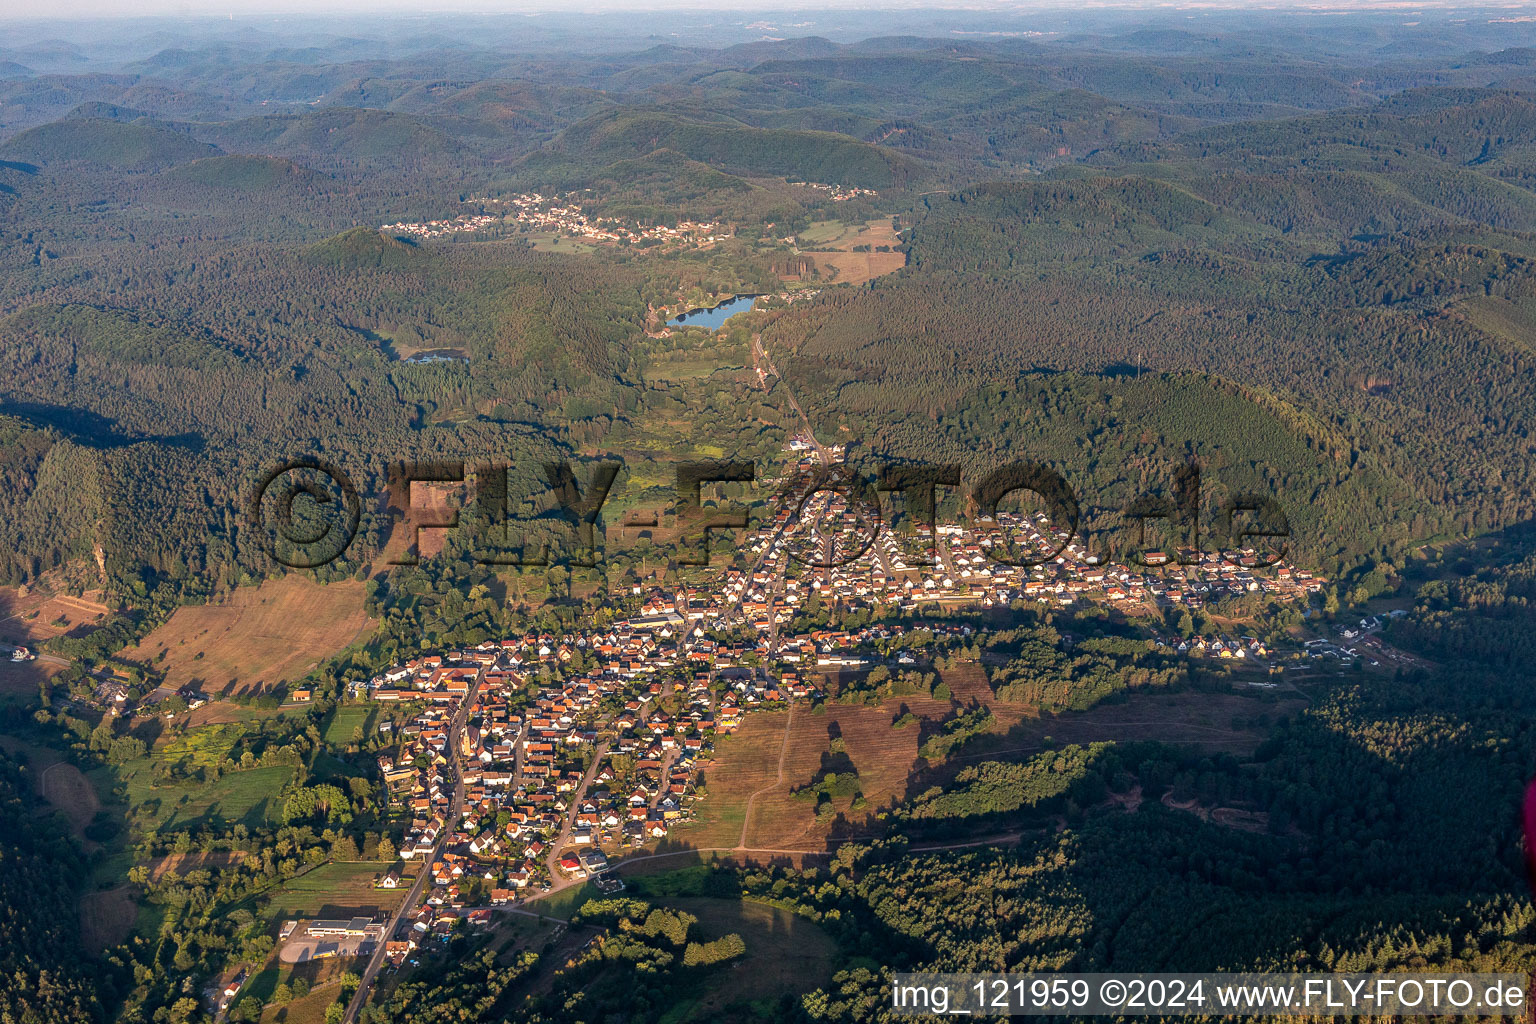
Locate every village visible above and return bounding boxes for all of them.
[269,437,1334,974]
[381,191,730,250]
[734,437,1325,629]
[793,182,879,201]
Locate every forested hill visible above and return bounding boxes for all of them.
[1,21,1535,603]
[551,109,924,190]
[762,93,1536,581]
[0,240,644,597]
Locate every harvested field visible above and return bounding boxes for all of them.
[144,850,248,882]
[0,585,110,643]
[796,218,906,286]
[688,686,1305,853]
[119,576,373,696]
[79,884,137,952]
[813,248,906,286]
[686,711,792,848]
[687,693,960,850]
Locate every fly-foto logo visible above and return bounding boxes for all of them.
[248,457,1291,571]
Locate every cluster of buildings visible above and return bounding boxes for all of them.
[363,615,821,920]
[1151,634,1271,660]
[351,437,1328,940]
[276,917,387,965]
[383,192,731,251]
[694,444,1323,660]
[795,182,879,201]
[379,212,501,239]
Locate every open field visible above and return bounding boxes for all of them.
[655,896,838,1022]
[525,231,600,255]
[0,585,111,644]
[0,736,99,838]
[157,723,246,774]
[0,657,61,702]
[175,701,288,730]
[737,692,962,849]
[527,879,600,921]
[941,689,1307,768]
[322,705,375,747]
[686,683,1305,852]
[79,884,138,953]
[259,861,397,920]
[0,657,64,706]
[259,977,348,1024]
[102,759,293,833]
[685,711,791,848]
[245,957,353,1013]
[39,759,99,833]
[796,218,905,286]
[118,576,373,696]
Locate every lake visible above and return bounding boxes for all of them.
[666,294,759,330]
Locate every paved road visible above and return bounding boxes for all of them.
[540,740,611,894]
[343,669,482,1024]
[752,333,827,462]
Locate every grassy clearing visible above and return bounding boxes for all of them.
[796,220,855,245]
[157,723,242,773]
[79,884,137,952]
[654,896,837,1023]
[99,759,294,833]
[118,576,373,696]
[526,880,599,921]
[322,705,374,747]
[644,358,743,381]
[259,861,397,920]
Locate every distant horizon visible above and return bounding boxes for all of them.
[7,0,1536,24]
